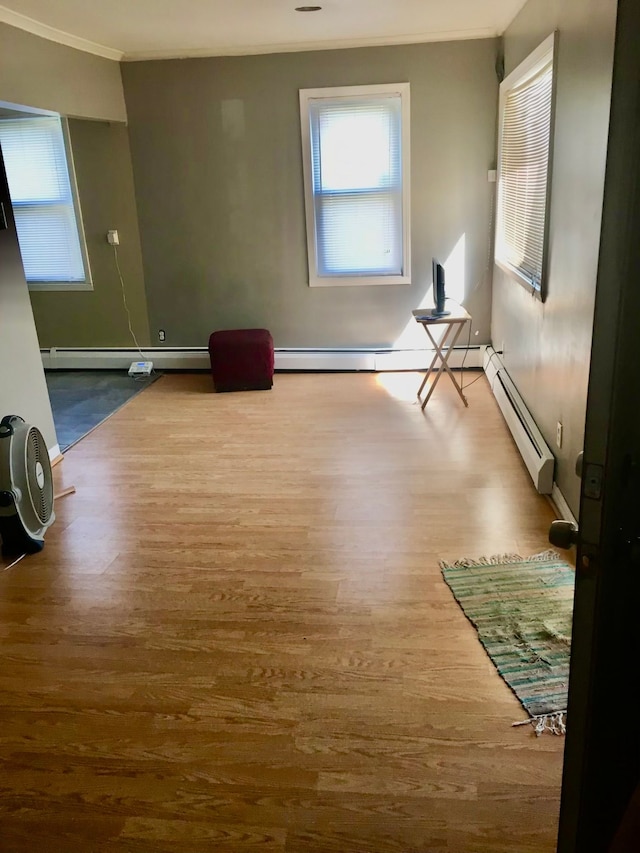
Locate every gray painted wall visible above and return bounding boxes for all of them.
[0,22,126,122]
[493,0,618,514]
[0,24,143,350]
[30,119,151,348]
[122,39,498,349]
[0,151,57,453]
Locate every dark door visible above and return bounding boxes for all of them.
[557,0,640,849]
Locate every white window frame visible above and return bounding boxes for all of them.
[299,83,411,288]
[0,109,92,292]
[495,33,557,301]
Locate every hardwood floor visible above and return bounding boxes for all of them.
[0,372,565,852]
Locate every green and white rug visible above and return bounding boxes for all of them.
[440,551,575,735]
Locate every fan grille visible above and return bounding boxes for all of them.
[26,427,53,525]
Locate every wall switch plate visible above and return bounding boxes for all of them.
[556,421,563,449]
[488,169,497,183]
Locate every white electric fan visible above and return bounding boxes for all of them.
[0,415,55,556]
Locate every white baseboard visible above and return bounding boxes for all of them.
[42,347,209,371]
[277,350,374,371]
[373,347,485,371]
[48,443,61,462]
[551,483,578,526]
[41,345,486,373]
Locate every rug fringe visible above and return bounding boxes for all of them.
[528,549,562,562]
[440,550,561,570]
[440,553,522,569]
[513,711,567,736]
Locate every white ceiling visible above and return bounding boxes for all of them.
[0,0,527,62]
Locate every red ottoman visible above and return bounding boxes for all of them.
[208,329,274,392]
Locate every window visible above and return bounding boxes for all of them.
[0,115,91,289]
[495,34,556,299]
[299,83,411,287]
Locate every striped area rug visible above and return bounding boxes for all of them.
[440,551,575,732]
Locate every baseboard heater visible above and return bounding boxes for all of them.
[41,345,486,373]
[484,346,554,494]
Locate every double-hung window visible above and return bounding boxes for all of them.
[299,83,411,287]
[495,34,556,299]
[0,114,91,290]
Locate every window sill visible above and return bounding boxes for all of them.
[28,281,94,292]
[495,259,544,302]
[309,274,411,288]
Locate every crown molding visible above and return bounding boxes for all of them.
[0,5,123,61]
[0,6,498,65]
[122,27,499,62]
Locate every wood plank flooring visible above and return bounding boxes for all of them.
[0,372,565,852]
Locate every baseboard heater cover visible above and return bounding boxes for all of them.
[484,346,555,494]
[41,345,486,373]
[551,483,578,526]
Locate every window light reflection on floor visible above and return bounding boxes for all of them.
[375,370,424,402]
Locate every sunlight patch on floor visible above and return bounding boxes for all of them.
[375,371,423,403]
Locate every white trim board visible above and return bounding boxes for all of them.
[299,83,411,288]
[48,443,61,462]
[0,6,501,64]
[551,483,578,526]
[0,5,123,60]
[41,345,486,372]
[122,28,499,61]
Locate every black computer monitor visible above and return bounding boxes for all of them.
[432,258,450,316]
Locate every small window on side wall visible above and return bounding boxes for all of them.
[495,34,556,300]
[299,83,411,287]
[0,114,91,290]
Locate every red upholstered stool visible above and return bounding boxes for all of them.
[208,329,274,392]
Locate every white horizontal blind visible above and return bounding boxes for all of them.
[0,116,86,283]
[496,56,553,290]
[308,94,404,278]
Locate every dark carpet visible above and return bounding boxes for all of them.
[45,370,161,452]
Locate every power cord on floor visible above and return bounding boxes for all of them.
[112,244,155,382]
[462,346,505,392]
[441,301,505,395]
[459,314,477,393]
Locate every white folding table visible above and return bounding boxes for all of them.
[412,304,471,409]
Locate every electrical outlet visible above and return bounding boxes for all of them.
[158,329,166,342]
[107,229,120,245]
[556,421,563,449]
